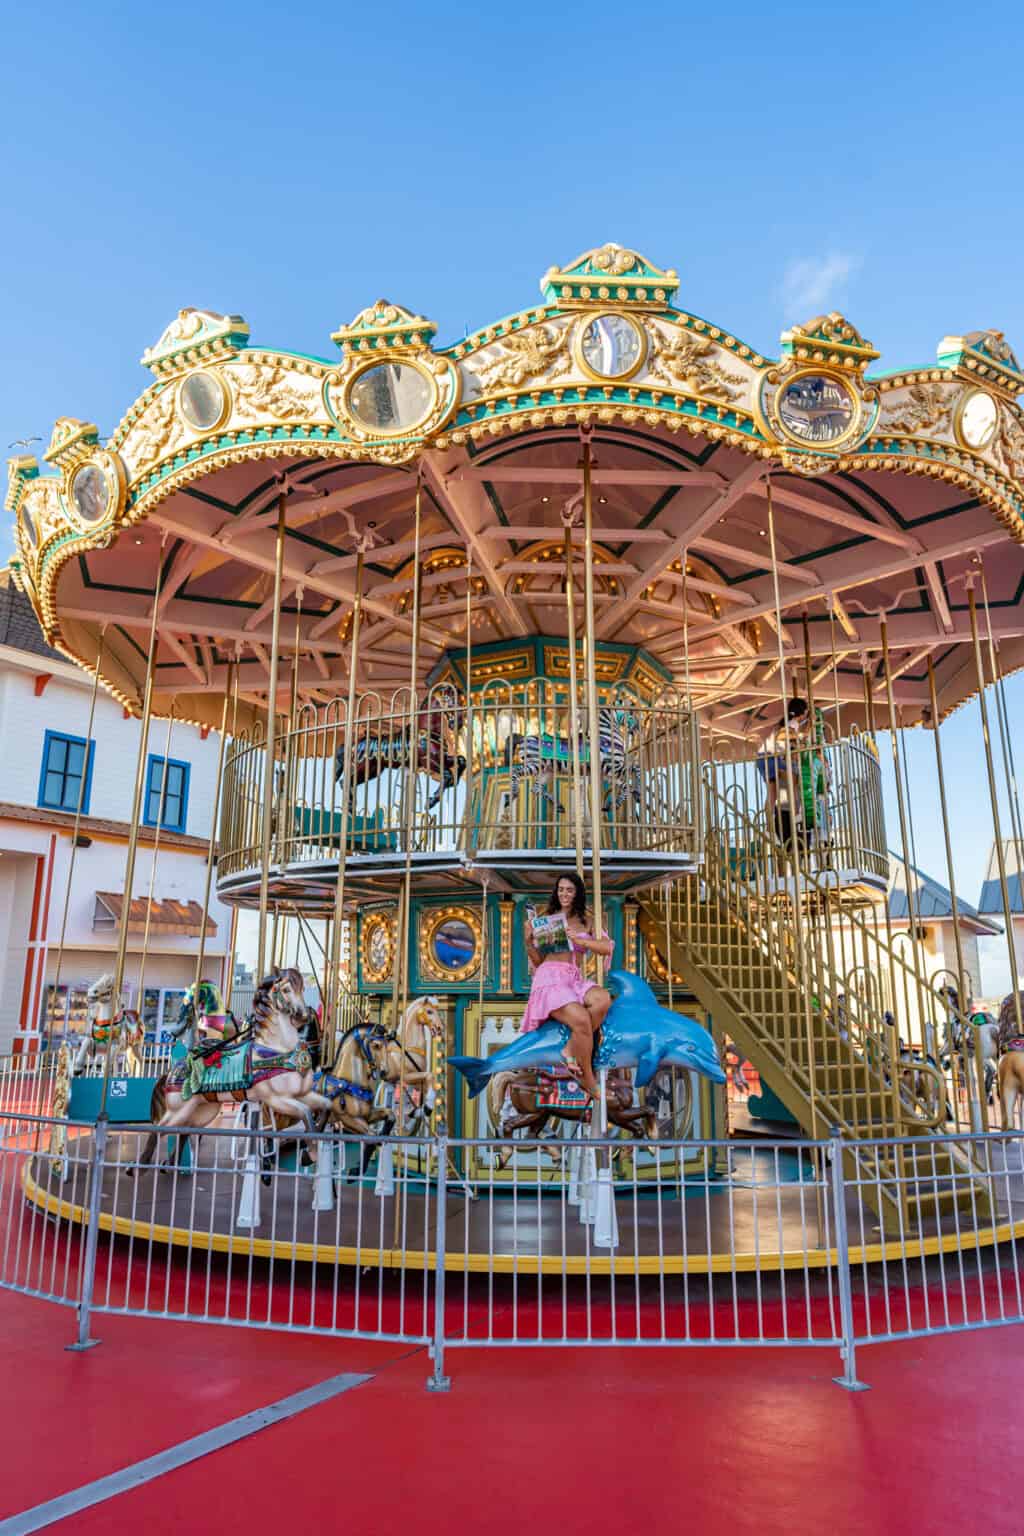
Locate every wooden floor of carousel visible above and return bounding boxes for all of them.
[21,1119,1024,1279]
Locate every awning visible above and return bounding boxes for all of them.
[93,892,217,938]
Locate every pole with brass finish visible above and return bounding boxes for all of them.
[765,480,819,1141]
[135,701,176,1019]
[978,564,1024,958]
[395,473,424,1179]
[461,549,476,858]
[562,512,586,878]
[192,662,235,1010]
[102,542,166,1115]
[256,494,288,981]
[926,656,975,1130]
[579,434,604,965]
[326,546,365,1064]
[48,627,106,1040]
[967,581,1024,1040]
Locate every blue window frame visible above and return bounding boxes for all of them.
[38,731,94,814]
[144,754,190,834]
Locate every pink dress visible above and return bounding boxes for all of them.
[521,929,612,1033]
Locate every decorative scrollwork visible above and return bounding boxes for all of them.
[472,323,574,393]
[647,328,746,401]
[880,382,955,435]
[230,362,317,422]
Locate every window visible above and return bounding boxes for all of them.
[38,731,94,813]
[144,754,190,833]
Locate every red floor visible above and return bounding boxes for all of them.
[1,1284,1020,1535]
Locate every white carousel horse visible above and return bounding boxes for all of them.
[72,973,144,1077]
[135,967,332,1169]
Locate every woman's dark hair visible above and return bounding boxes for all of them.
[547,872,587,921]
[786,697,809,720]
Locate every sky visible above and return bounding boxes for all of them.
[3,0,1024,988]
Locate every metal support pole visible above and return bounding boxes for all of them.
[579,434,604,959]
[327,547,365,1060]
[967,584,1024,1039]
[563,515,586,877]
[67,1114,109,1352]
[256,494,288,979]
[829,1129,868,1391]
[192,662,235,1001]
[427,1133,451,1392]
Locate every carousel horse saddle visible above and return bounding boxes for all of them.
[177,1039,312,1102]
[1005,1037,1024,1053]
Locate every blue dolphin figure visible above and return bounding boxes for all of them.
[450,969,725,1099]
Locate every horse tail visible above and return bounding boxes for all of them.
[487,1071,519,1127]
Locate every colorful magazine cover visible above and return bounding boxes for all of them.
[529,910,572,960]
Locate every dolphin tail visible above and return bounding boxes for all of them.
[449,1055,490,1099]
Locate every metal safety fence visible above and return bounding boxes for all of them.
[2,1113,1024,1390]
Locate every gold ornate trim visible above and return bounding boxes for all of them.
[361,910,395,984]
[419,904,483,984]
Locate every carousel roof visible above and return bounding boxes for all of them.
[6,242,1024,735]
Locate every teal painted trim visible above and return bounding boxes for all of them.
[452,387,762,438]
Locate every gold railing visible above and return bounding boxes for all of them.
[650,772,992,1143]
[218,680,700,877]
[706,728,888,888]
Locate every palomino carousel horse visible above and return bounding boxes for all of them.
[72,974,144,1077]
[498,707,642,830]
[170,978,239,1051]
[134,967,332,1170]
[386,995,445,1135]
[334,687,466,815]
[314,1020,409,1136]
[486,1066,658,1169]
[453,971,725,1112]
[996,991,1024,1128]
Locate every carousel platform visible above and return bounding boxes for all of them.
[21,1124,1024,1276]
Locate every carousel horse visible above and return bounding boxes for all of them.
[486,1066,658,1169]
[387,994,445,1134]
[498,707,642,828]
[312,1019,409,1136]
[169,978,239,1051]
[941,1009,999,1105]
[134,967,332,1170]
[452,971,725,1105]
[334,689,466,814]
[72,973,144,1077]
[997,991,1024,1128]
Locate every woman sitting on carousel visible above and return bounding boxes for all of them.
[521,872,613,1099]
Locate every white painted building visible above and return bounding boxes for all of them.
[0,574,234,1053]
[978,840,1024,996]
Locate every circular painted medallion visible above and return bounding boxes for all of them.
[957,389,998,451]
[777,374,856,445]
[71,463,111,525]
[577,312,645,380]
[431,916,477,975]
[348,363,434,433]
[179,370,229,432]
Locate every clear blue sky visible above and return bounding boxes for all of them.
[3,1,1023,988]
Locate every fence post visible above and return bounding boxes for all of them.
[829,1129,868,1391]
[426,1133,450,1393]
[67,1113,108,1352]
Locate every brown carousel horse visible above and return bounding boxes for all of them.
[334,688,466,813]
[486,1066,658,1170]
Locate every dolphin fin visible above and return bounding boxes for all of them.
[635,1047,663,1088]
[449,1055,489,1099]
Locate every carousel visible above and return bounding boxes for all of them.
[8,241,1024,1279]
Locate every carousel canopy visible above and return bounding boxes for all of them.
[7,243,1024,736]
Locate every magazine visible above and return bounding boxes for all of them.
[528,909,573,960]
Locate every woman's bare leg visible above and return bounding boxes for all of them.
[583,986,612,1044]
[550,1002,599,1098]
